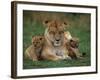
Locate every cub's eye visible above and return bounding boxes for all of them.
[32,42,35,44]
[59,31,64,34]
[49,31,55,34]
[36,42,40,44]
[70,39,74,42]
[40,38,42,40]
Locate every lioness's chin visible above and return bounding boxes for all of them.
[54,43,61,47]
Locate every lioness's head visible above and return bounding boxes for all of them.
[44,20,67,47]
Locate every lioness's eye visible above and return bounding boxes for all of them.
[49,31,55,34]
[59,31,64,34]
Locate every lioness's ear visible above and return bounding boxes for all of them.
[62,19,70,28]
[63,22,67,25]
[44,20,49,24]
[43,20,50,26]
[63,21,68,28]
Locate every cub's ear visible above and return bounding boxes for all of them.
[71,37,79,42]
[32,35,34,37]
[32,35,34,38]
[76,38,79,42]
[31,35,35,43]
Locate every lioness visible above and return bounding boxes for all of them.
[41,20,71,61]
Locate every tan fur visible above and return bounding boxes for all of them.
[41,20,71,61]
[25,35,45,61]
[64,31,72,40]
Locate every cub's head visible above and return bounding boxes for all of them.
[32,35,44,49]
[69,38,79,48]
[44,20,68,47]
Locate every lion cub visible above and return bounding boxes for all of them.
[66,38,82,59]
[25,35,45,61]
[64,32,82,59]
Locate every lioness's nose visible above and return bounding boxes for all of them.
[56,39,60,41]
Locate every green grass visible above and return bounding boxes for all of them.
[23,12,91,69]
[23,58,90,69]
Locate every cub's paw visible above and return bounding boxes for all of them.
[65,56,72,60]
